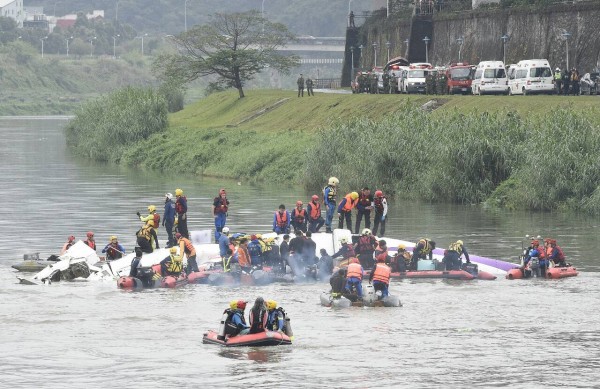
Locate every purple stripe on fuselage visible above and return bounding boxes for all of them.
[400,247,519,271]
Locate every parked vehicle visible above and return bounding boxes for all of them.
[580,73,599,95]
[507,59,554,95]
[446,62,473,94]
[401,63,432,94]
[471,61,508,95]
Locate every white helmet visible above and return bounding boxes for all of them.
[340,237,348,244]
[222,227,230,234]
[165,193,173,200]
[328,177,339,186]
[362,228,371,235]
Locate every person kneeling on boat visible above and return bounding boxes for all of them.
[369,255,391,299]
[331,237,356,264]
[129,247,144,277]
[443,240,470,271]
[410,238,435,270]
[391,244,411,272]
[266,300,287,333]
[102,236,125,261]
[248,297,268,334]
[176,233,199,273]
[224,300,250,337]
[330,267,347,298]
[522,239,546,277]
[136,221,159,253]
[547,239,567,267]
[160,247,183,276]
[345,258,364,301]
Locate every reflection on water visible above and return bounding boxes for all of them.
[1,118,599,388]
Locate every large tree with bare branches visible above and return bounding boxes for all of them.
[154,11,299,98]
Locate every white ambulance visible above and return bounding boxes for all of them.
[507,59,554,95]
[471,61,509,95]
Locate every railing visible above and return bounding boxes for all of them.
[315,78,342,89]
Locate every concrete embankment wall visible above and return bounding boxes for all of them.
[356,2,600,72]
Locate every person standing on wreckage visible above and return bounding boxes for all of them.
[323,177,339,233]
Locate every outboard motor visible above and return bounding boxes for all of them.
[530,257,540,278]
[363,284,377,305]
[284,316,293,338]
[217,311,229,341]
[462,263,479,277]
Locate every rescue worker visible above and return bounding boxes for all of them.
[159,247,183,276]
[331,237,356,262]
[547,239,567,267]
[369,254,391,298]
[554,67,562,95]
[61,235,76,255]
[323,177,339,233]
[247,234,263,268]
[391,244,411,272]
[213,188,229,241]
[138,205,160,232]
[218,226,231,261]
[236,238,252,273]
[443,240,470,270]
[280,234,290,268]
[163,193,176,248]
[571,68,580,96]
[176,232,198,273]
[297,74,305,97]
[355,187,373,234]
[374,239,389,264]
[266,300,287,332]
[222,248,233,272]
[410,238,435,270]
[102,236,125,261]
[84,231,96,251]
[426,71,436,95]
[129,247,144,277]
[303,231,318,265]
[562,69,570,95]
[437,72,447,95]
[337,191,359,230]
[307,194,325,233]
[225,300,250,337]
[248,297,268,334]
[175,188,189,239]
[372,190,388,237]
[523,239,546,277]
[288,231,305,273]
[136,221,159,253]
[291,200,308,234]
[345,257,364,300]
[330,267,347,298]
[355,228,377,269]
[317,248,334,280]
[306,77,314,96]
[273,204,291,234]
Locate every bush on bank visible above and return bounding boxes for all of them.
[65,87,168,163]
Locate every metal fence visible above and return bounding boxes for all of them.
[315,78,342,89]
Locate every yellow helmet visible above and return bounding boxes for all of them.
[229,300,238,310]
[398,244,406,250]
[456,240,464,246]
[175,188,183,196]
[350,192,359,200]
[328,177,339,186]
[109,235,117,242]
[169,247,178,254]
[148,205,156,213]
[266,300,277,310]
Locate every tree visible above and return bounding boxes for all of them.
[154,11,299,98]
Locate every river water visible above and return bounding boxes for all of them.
[1,118,599,388]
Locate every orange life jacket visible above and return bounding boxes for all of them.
[357,235,375,253]
[214,196,228,214]
[343,243,356,259]
[375,249,388,263]
[358,193,371,207]
[293,208,306,224]
[342,194,357,212]
[309,201,321,220]
[180,237,196,256]
[372,263,391,284]
[237,246,251,267]
[275,211,288,228]
[153,213,160,228]
[553,245,565,261]
[346,263,363,280]
[85,240,96,251]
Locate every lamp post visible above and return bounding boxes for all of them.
[89,36,96,57]
[562,31,571,69]
[373,42,378,67]
[141,33,148,55]
[501,34,509,64]
[261,0,266,33]
[53,2,60,17]
[456,36,464,62]
[185,0,189,32]
[350,46,355,81]
[113,34,120,58]
[115,0,120,21]
[348,0,353,14]
[423,36,430,63]
[386,41,391,63]
[41,36,47,58]
[358,44,363,69]
[66,36,72,57]
[404,38,409,56]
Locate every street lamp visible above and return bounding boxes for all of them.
[115,0,120,21]
[404,38,409,56]
[456,36,464,62]
[562,31,571,69]
[66,36,72,57]
[350,46,355,81]
[40,36,47,58]
[140,33,148,55]
[373,42,378,67]
[89,36,96,57]
[358,44,363,68]
[423,36,430,63]
[261,0,266,33]
[386,41,391,63]
[501,34,509,64]
[185,0,189,32]
[348,0,353,14]
[113,34,120,58]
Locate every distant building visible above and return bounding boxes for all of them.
[54,10,105,31]
[22,13,49,31]
[472,0,500,8]
[0,0,25,27]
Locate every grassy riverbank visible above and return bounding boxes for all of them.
[109,89,600,212]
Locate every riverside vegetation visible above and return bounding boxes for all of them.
[65,89,600,213]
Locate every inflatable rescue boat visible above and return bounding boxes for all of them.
[202,330,292,347]
[320,285,402,308]
[506,265,578,280]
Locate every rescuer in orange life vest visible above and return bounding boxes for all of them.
[337,191,359,230]
[307,194,325,233]
[102,235,126,261]
[273,204,291,234]
[291,200,307,234]
[176,232,198,273]
[61,235,76,255]
[84,231,96,251]
[345,257,364,300]
[213,188,230,241]
[547,238,567,267]
[369,252,391,298]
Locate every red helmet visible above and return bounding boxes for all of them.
[376,255,386,262]
[236,300,247,309]
[311,195,319,201]
[350,257,359,264]
[296,200,303,206]
[68,235,75,242]
[531,240,539,246]
[175,232,182,240]
[375,190,383,197]
[219,188,226,195]
[86,231,94,238]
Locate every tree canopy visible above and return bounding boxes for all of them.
[154,11,299,98]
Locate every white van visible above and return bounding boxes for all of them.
[507,59,554,95]
[401,63,432,94]
[471,61,508,95]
